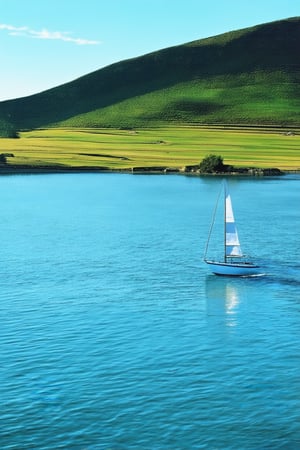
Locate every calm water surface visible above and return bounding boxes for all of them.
[0,173,299,449]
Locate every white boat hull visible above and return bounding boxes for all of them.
[205,260,260,276]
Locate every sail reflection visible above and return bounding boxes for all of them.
[225,283,239,314]
[205,276,247,327]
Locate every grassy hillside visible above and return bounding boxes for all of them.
[0,17,299,132]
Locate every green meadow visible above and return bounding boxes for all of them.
[1,127,299,171]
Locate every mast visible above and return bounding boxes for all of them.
[224,180,227,263]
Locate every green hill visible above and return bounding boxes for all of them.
[0,17,299,132]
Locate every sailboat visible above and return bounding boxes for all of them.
[204,181,259,276]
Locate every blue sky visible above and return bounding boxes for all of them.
[0,0,298,101]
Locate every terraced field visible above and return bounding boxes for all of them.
[1,127,299,171]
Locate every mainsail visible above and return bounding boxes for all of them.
[225,192,243,258]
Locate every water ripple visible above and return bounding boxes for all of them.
[1,174,300,449]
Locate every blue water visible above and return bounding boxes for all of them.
[0,173,299,450]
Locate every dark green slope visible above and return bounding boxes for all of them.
[0,17,299,130]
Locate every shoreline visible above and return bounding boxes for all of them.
[0,164,297,176]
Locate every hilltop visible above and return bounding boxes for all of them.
[0,17,299,134]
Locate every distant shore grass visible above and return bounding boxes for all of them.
[1,126,299,171]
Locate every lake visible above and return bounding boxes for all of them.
[1,173,299,449]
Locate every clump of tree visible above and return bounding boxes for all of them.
[0,153,14,165]
[0,119,19,138]
[0,154,7,165]
[199,154,227,173]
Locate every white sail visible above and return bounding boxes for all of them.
[225,193,243,257]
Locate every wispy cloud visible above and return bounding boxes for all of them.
[0,23,100,45]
